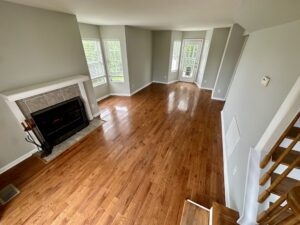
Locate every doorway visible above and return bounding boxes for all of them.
[179,39,203,83]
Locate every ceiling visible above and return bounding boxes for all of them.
[4,0,300,32]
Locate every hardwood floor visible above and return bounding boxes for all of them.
[0,82,225,225]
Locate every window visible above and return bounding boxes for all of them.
[82,39,106,87]
[103,40,124,82]
[171,41,182,72]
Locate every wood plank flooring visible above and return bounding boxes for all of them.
[0,82,225,225]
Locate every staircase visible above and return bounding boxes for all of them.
[257,112,300,224]
[179,113,300,225]
[180,200,239,225]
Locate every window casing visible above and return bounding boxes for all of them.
[82,39,106,87]
[103,40,125,82]
[171,41,182,72]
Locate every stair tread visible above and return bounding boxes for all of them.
[180,200,209,225]
[212,202,239,225]
[271,173,299,196]
[272,147,300,166]
[286,126,300,140]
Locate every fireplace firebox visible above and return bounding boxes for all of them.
[31,97,89,147]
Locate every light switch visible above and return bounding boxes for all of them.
[261,76,270,87]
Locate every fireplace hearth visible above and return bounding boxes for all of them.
[31,97,89,147]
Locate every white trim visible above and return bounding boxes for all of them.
[212,96,225,101]
[0,148,38,174]
[221,111,231,207]
[167,80,178,84]
[152,80,168,84]
[96,94,110,102]
[199,86,213,91]
[78,82,93,120]
[1,75,90,102]
[130,82,152,96]
[93,111,101,118]
[209,207,213,225]
[194,82,201,89]
[110,93,131,97]
[186,199,210,211]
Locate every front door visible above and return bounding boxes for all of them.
[179,39,203,83]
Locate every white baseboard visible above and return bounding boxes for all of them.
[212,96,226,101]
[93,111,101,118]
[221,111,231,207]
[199,86,213,91]
[0,148,38,174]
[167,80,178,84]
[96,94,110,102]
[109,93,131,97]
[152,80,168,84]
[130,82,152,96]
[194,82,202,89]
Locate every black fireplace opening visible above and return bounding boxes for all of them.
[31,97,89,147]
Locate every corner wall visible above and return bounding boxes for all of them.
[168,31,183,82]
[125,26,152,94]
[222,19,300,212]
[201,27,230,89]
[152,31,172,83]
[212,24,246,100]
[0,1,97,170]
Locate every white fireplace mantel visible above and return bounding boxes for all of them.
[1,75,89,102]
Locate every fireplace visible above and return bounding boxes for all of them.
[31,97,89,147]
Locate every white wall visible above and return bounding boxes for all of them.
[99,26,130,95]
[212,24,246,100]
[152,31,172,83]
[79,23,110,100]
[222,19,300,212]
[125,26,152,94]
[201,27,230,89]
[0,1,98,170]
[168,31,183,82]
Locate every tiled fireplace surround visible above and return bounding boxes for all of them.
[0,75,99,167]
[16,84,81,119]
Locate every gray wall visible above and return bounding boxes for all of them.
[182,31,206,39]
[99,26,130,95]
[212,24,246,100]
[196,29,213,86]
[79,23,110,100]
[201,27,230,89]
[152,31,172,83]
[168,31,183,82]
[125,26,152,94]
[0,1,98,170]
[223,19,300,212]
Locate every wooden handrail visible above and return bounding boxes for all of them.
[258,156,300,203]
[257,194,287,223]
[260,134,300,185]
[258,187,300,225]
[260,112,300,169]
[263,204,290,225]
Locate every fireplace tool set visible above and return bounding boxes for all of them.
[21,119,52,156]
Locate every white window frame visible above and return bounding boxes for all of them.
[82,38,107,87]
[103,39,125,83]
[171,40,182,72]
